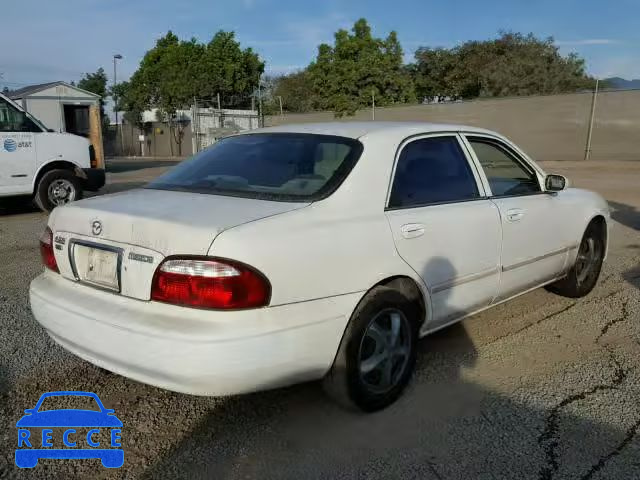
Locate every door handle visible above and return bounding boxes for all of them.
[401,223,425,239]
[505,208,525,222]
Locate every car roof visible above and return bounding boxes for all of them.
[249,121,497,139]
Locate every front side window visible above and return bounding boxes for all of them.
[146,133,363,202]
[0,97,41,132]
[468,138,540,196]
[389,136,480,208]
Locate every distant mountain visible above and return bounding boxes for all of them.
[603,77,640,90]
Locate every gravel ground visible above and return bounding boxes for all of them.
[0,158,639,480]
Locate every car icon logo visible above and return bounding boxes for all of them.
[15,391,124,468]
[92,220,102,236]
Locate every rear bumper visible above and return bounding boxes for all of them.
[82,168,105,192]
[30,271,360,396]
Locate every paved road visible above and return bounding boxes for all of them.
[0,159,639,479]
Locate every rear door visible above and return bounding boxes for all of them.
[385,133,502,331]
[0,96,39,194]
[462,135,573,300]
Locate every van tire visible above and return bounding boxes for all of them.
[34,169,83,212]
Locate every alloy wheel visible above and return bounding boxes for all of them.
[358,308,412,394]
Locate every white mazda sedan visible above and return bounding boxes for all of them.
[30,122,609,411]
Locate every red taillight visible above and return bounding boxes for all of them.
[151,257,270,310]
[39,227,59,273]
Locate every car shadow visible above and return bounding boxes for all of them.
[608,201,640,231]
[105,158,182,174]
[134,324,638,480]
[0,197,41,217]
[623,265,640,291]
[133,258,639,480]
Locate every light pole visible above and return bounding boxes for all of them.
[113,54,123,154]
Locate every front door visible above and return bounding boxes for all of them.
[385,134,502,331]
[0,96,39,194]
[463,135,572,300]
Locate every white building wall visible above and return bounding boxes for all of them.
[25,98,62,131]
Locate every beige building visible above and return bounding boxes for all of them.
[9,81,101,137]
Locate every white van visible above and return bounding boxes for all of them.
[0,92,104,211]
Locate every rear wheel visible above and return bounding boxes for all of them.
[34,169,83,212]
[323,286,420,412]
[547,221,605,298]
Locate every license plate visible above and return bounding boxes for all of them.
[73,244,120,291]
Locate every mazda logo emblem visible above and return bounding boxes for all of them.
[91,220,103,236]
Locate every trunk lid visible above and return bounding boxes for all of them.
[49,188,308,300]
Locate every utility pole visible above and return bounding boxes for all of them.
[258,80,263,127]
[217,92,221,110]
[193,96,199,154]
[372,91,376,121]
[584,78,599,161]
[113,54,123,155]
[278,95,283,117]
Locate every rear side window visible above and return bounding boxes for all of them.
[146,133,363,202]
[389,136,479,208]
[468,138,540,196]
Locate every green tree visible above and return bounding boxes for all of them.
[410,47,458,100]
[411,32,595,100]
[77,68,109,125]
[122,31,264,154]
[270,70,317,113]
[196,31,264,105]
[110,81,144,127]
[307,18,415,116]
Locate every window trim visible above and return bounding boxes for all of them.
[460,133,545,199]
[384,132,489,211]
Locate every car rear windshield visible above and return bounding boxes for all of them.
[146,133,364,202]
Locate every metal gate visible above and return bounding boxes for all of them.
[191,104,261,153]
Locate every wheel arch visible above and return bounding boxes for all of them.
[32,160,84,194]
[322,273,430,410]
[374,275,429,328]
[329,274,430,372]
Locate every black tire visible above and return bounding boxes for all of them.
[34,169,83,212]
[546,221,605,298]
[323,286,421,412]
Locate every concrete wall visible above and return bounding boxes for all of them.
[265,90,640,162]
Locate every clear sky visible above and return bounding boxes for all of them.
[1,0,638,90]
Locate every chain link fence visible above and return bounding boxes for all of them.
[105,93,263,157]
[191,95,261,154]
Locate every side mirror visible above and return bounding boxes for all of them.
[545,174,567,192]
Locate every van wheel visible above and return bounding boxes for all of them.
[547,221,605,298]
[34,169,82,212]
[323,286,420,412]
